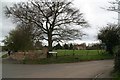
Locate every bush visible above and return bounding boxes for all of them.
[114,46,120,72]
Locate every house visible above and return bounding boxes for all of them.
[74,43,86,50]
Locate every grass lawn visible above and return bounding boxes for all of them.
[1,53,8,58]
[54,50,104,56]
[22,50,113,64]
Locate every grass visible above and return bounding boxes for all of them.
[54,50,104,56]
[22,50,113,64]
[1,54,8,58]
[112,71,120,80]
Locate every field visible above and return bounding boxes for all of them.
[23,50,113,64]
[54,50,104,56]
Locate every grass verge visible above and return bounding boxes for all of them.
[2,54,8,58]
[22,53,113,64]
[112,71,120,80]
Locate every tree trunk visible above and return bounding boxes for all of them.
[47,32,53,58]
[48,38,53,51]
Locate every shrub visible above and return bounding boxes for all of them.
[114,46,120,72]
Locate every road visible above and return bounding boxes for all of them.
[2,60,113,78]
[0,52,7,79]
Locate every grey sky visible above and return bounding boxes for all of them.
[73,0,117,44]
[0,0,118,45]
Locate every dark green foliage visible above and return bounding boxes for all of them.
[114,46,120,72]
[112,71,120,79]
[54,43,74,50]
[98,24,119,55]
[54,43,63,50]
[1,46,8,51]
[63,44,69,49]
[3,26,34,51]
[69,43,73,50]
[87,43,102,50]
[2,54,8,58]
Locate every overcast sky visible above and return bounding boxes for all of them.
[0,0,118,46]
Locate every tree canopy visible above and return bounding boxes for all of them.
[98,24,120,54]
[53,43,63,50]
[3,24,35,51]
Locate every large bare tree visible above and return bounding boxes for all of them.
[5,0,88,51]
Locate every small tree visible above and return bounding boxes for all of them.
[3,25,34,51]
[54,43,62,50]
[98,24,119,55]
[63,43,69,50]
[69,43,73,50]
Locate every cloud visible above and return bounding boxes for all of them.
[1,0,28,2]
[73,0,117,43]
[0,2,16,39]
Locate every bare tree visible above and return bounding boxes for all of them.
[5,0,88,51]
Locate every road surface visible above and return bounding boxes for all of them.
[2,59,113,78]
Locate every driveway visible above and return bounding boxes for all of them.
[2,60,113,78]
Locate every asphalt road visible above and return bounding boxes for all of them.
[2,60,113,78]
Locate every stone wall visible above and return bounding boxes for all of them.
[10,48,48,61]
